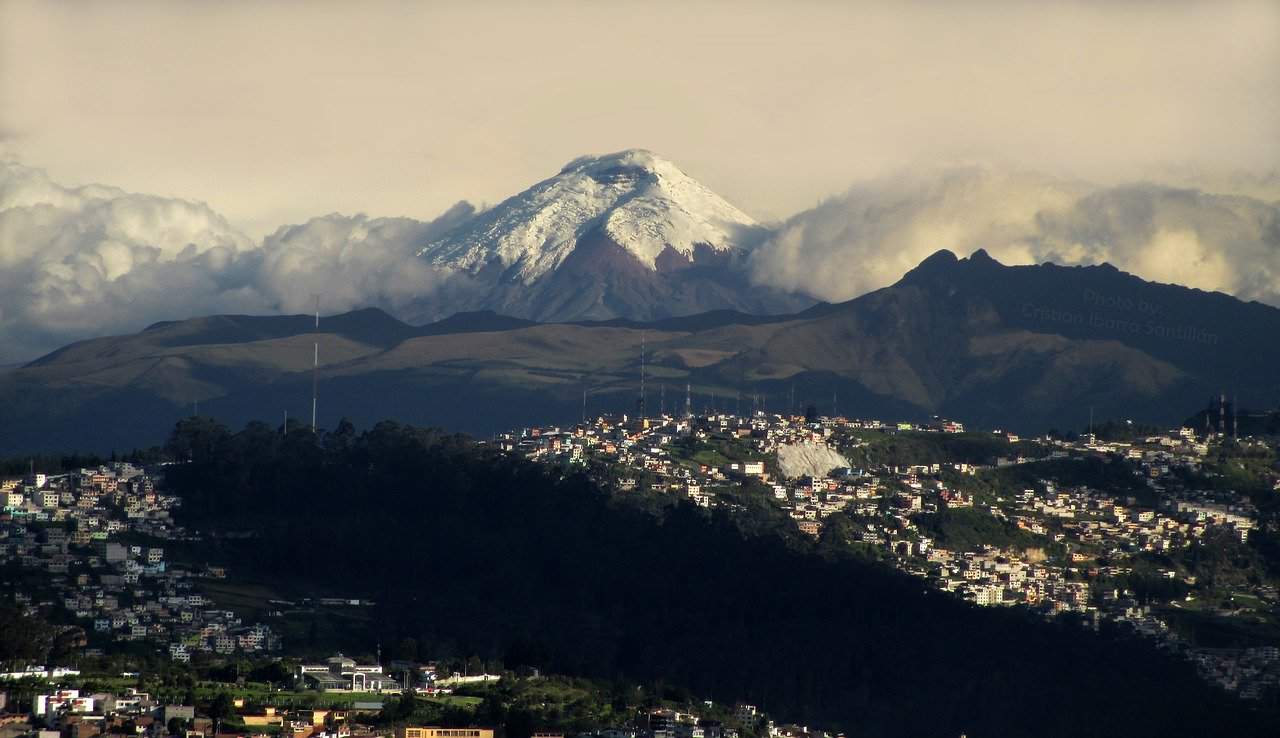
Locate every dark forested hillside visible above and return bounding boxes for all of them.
[159,419,1276,738]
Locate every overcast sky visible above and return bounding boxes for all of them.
[2,0,1278,236]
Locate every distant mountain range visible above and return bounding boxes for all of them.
[3,249,1277,453]
[7,151,1280,370]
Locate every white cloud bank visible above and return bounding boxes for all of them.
[3,160,1279,364]
[748,166,1280,307]
[0,161,473,362]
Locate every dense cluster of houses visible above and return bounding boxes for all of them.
[0,464,279,662]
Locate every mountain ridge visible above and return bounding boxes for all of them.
[4,250,1278,452]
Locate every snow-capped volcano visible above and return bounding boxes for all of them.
[419,149,759,283]
[400,149,812,323]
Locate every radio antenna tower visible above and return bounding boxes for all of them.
[833,391,838,418]
[639,332,646,418]
[1233,394,1239,438]
[311,295,320,433]
[582,386,588,424]
[660,383,665,416]
[685,382,692,418]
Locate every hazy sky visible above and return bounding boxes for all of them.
[2,0,1277,236]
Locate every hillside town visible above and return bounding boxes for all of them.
[2,406,1278,711]
[0,463,280,664]
[495,407,1279,699]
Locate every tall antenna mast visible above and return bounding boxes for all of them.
[660,384,665,417]
[311,295,319,433]
[833,391,838,418]
[1233,394,1239,438]
[639,332,646,418]
[582,386,587,424]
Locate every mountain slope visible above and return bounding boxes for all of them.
[409,150,813,322]
[4,250,1279,452]
[421,149,759,280]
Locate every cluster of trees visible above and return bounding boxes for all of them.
[914,506,1039,552]
[159,417,1277,737]
[0,605,58,666]
[990,454,1158,505]
[375,676,721,738]
[833,430,1051,469]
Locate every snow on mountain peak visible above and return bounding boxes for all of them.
[419,149,758,282]
[558,148,669,176]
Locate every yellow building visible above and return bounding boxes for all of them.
[396,728,495,738]
[242,707,285,727]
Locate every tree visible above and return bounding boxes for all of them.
[165,417,232,464]
[397,692,418,719]
[208,692,235,722]
[0,606,54,666]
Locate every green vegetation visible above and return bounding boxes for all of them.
[668,433,769,468]
[1084,420,1164,443]
[988,455,1156,505]
[0,605,68,667]
[915,507,1041,551]
[1196,441,1280,509]
[831,430,1051,468]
